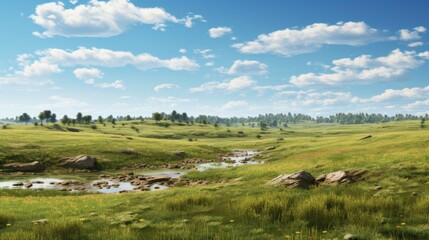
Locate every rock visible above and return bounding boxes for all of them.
[24,182,33,188]
[268,170,316,189]
[59,155,97,169]
[344,234,359,240]
[12,182,24,186]
[32,219,49,225]
[147,176,172,184]
[173,151,186,158]
[2,161,45,172]
[359,135,372,140]
[412,192,418,196]
[374,186,382,190]
[318,169,367,186]
[265,146,276,150]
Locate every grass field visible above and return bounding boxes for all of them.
[0,120,428,239]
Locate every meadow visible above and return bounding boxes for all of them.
[0,120,428,239]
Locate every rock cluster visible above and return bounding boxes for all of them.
[58,155,97,169]
[269,169,367,189]
[2,161,45,172]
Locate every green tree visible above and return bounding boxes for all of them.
[38,112,45,125]
[260,121,268,130]
[421,118,426,129]
[82,115,92,124]
[60,115,70,125]
[98,116,104,124]
[152,112,162,123]
[18,113,31,124]
[76,112,83,124]
[50,113,57,123]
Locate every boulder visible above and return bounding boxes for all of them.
[359,135,372,140]
[268,170,316,189]
[173,151,186,158]
[59,155,97,169]
[317,169,367,186]
[2,161,45,172]
[147,176,172,184]
[265,146,276,150]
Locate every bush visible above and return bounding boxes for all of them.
[90,125,97,130]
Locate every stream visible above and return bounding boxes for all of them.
[0,150,260,194]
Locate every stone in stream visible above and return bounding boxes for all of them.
[343,234,359,240]
[146,176,172,184]
[24,182,33,188]
[58,155,97,169]
[12,182,24,186]
[2,161,45,172]
[268,170,316,189]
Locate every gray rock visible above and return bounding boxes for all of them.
[268,170,316,189]
[318,169,367,186]
[59,155,97,169]
[265,146,276,150]
[2,161,45,172]
[344,234,359,240]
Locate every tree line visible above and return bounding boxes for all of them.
[2,110,428,127]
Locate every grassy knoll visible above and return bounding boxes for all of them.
[0,120,428,239]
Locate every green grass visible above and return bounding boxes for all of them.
[0,120,428,239]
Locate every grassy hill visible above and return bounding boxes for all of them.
[0,120,428,239]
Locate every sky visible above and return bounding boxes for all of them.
[0,0,428,118]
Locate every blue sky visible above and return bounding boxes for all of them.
[0,0,428,118]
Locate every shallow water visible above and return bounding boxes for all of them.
[0,150,260,194]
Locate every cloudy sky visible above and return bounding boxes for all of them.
[1,0,428,118]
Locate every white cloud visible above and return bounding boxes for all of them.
[70,0,78,5]
[205,62,214,67]
[97,80,125,89]
[274,90,354,106]
[179,48,187,54]
[290,49,426,86]
[194,49,215,59]
[221,100,248,110]
[31,0,204,38]
[398,26,426,41]
[359,85,429,103]
[120,96,131,99]
[233,21,387,56]
[418,51,429,59]
[31,47,199,71]
[73,68,103,84]
[147,96,192,107]
[253,84,291,91]
[154,83,179,92]
[209,26,232,38]
[36,95,88,109]
[189,76,256,93]
[408,42,423,47]
[225,60,268,75]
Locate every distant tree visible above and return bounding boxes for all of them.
[43,110,52,124]
[18,113,31,124]
[214,122,219,128]
[260,121,268,130]
[107,115,113,122]
[98,116,104,124]
[152,112,162,123]
[50,113,57,123]
[82,115,92,124]
[125,115,132,121]
[421,118,426,129]
[60,115,70,125]
[71,119,76,125]
[256,134,262,139]
[34,122,39,126]
[38,112,45,125]
[76,112,83,124]
[182,112,188,122]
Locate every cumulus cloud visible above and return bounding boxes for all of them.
[290,49,427,86]
[35,95,88,109]
[398,26,426,41]
[209,26,232,38]
[189,76,256,93]
[194,49,215,59]
[224,60,268,75]
[73,67,103,84]
[354,85,429,103]
[179,48,187,54]
[408,42,423,47]
[154,83,179,92]
[274,90,354,106]
[233,21,387,56]
[31,0,204,38]
[221,100,248,110]
[97,80,125,89]
[147,96,192,107]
